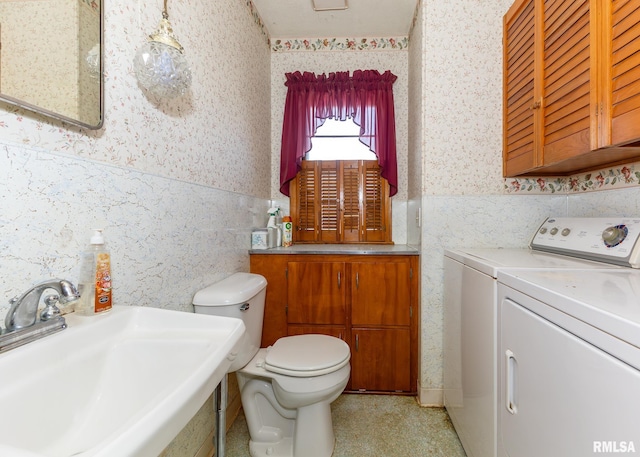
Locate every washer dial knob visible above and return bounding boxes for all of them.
[602,225,628,247]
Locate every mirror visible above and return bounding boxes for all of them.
[0,0,103,129]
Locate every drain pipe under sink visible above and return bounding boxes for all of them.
[215,375,228,457]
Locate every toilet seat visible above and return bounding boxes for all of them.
[265,334,350,377]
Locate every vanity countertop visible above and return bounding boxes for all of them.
[249,244,419,256]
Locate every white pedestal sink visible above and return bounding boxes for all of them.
[0,306,245,457]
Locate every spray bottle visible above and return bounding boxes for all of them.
[267,207,282,247]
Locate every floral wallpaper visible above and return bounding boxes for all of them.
[0,0,272,199]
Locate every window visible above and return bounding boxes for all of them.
[305,119,377,161]
[281,70,397,244]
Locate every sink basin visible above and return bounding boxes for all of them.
[0,306,245,457]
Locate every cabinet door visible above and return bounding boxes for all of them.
[351,261,411,326]
[287,261,346,325]
[504,0,595,174]
[600,0,640,147]
[541,0,594,165]
[351,328,411,392]
[504,0,540,176]
[250,255,288,347]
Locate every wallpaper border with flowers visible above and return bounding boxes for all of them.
[504,161,640,194]
[270,36,410,52]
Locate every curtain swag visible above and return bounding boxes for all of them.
[279,69,398,197]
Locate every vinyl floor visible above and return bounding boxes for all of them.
[224,394,467,457]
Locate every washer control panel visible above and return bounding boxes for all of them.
[530,217,640,267]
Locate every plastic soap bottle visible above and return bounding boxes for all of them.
[76,229,113,315]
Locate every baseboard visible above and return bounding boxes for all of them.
[418,387,443,407]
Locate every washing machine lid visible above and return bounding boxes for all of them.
[264,334,351,377]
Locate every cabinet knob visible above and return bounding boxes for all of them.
[529,100,541,110]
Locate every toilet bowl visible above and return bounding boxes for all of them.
[193,273,351,457]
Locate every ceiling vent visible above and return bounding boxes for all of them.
[312,0,348,11]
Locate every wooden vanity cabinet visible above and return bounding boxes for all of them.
[350,261,412,392]
[286,261,346,326]
[503,0,640,177]
[249,253,419,394]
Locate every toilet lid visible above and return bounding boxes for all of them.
[264,334,351,377]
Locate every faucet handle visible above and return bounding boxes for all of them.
[40,294,62,321]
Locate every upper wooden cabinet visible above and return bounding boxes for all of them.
[605,0,640,147]
[504,0,640,177]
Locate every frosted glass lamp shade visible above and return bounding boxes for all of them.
[134,40,192,99]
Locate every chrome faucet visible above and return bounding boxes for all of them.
[1,279,80,352]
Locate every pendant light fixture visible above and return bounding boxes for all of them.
[133,0,192,99]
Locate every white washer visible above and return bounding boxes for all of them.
[497,268,640,457]
[444,217,640,457]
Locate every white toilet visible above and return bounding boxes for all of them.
[193,272,351,457]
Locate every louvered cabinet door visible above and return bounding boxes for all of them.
[504,0,540,176]
[602,0,640,147]
[542,0,595,164]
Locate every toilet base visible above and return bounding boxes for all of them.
[245,395,337,457]
[249,424,335,457]
[249,437,293,457]
[249,439,336,457]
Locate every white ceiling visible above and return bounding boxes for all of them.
[251,0,419,39]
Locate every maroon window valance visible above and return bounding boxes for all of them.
[279,69,398,197]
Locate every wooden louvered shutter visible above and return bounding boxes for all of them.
[605,0,640,147]
[291,160,391,244]
[319,162,340,243]
[291,161,318,242]
[341,161,361,243]
[542,0,593,164]
[504,0,539,176]
[362,161,389,242]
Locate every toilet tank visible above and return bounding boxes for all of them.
[193,273,267,372]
